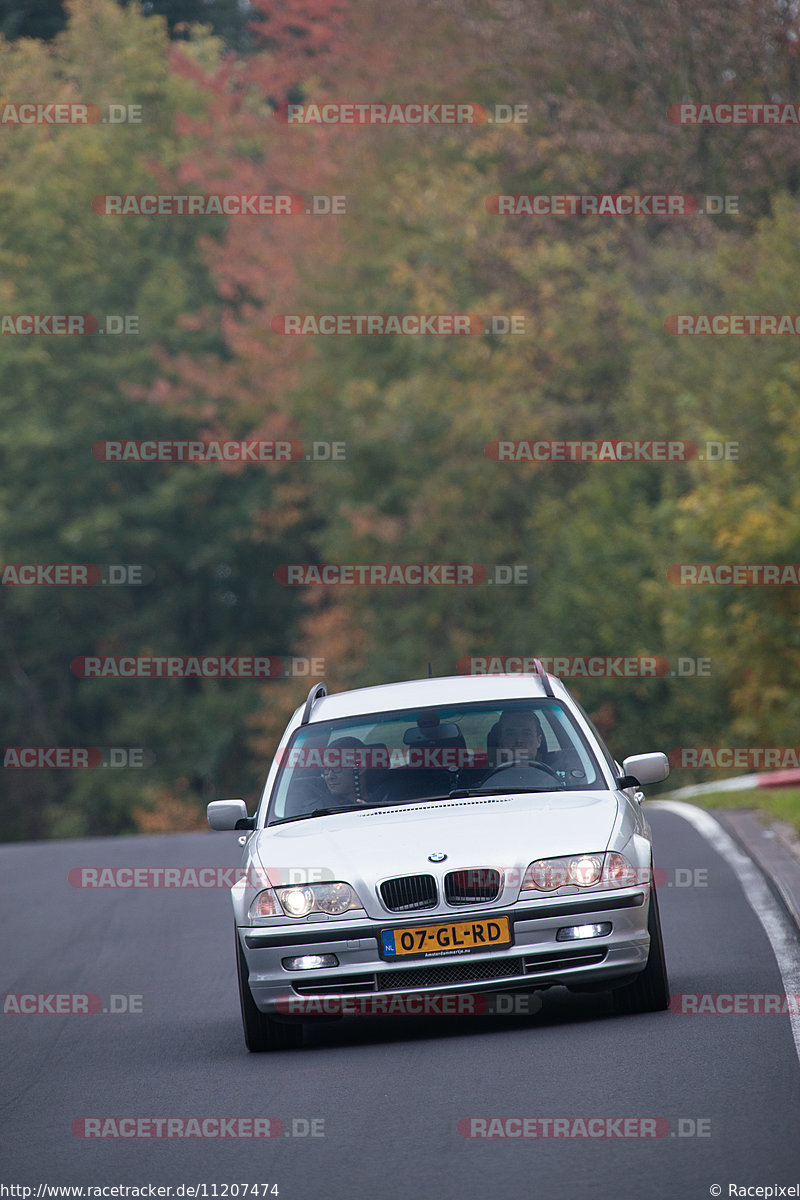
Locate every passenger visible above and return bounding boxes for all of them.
[320,736,368,805]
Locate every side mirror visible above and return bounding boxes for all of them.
[618,752,669,788]
[207,799,254,831]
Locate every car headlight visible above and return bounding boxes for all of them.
[279,886,316,917]
[521,852,636,893]
[274,881,363,918]
[314,882,360,915]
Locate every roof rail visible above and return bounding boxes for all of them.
[300,682,327,725]
[531,658,555,698]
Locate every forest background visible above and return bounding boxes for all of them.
[3,0,799,840]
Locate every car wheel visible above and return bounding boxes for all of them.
[235,928,304,1051]
[612,879,670,1015]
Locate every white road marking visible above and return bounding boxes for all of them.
[650,799,800,1064]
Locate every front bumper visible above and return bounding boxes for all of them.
[239,888,651,1015]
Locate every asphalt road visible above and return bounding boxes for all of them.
[2,806,799,1200]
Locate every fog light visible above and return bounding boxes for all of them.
[556,923,612,941]
[282,954,339,971]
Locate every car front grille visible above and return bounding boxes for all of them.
[380,874,438,912]
[445,868,501,905]
[378,956,527,990]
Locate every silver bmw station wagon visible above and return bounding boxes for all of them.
[208,663,670,1050]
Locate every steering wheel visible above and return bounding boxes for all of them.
[479,759,562,783]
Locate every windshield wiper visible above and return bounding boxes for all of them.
[367,787,560,805]
[309,802,393,816]
[447,786,562,797]
[269,801,392,826]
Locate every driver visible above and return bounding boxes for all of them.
[489,710,545,767]
[453,709,550,792]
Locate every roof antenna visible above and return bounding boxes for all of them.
[427,662,433,678]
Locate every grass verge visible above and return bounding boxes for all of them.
[671,787,800,839]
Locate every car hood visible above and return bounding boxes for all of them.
[254,791,621,912]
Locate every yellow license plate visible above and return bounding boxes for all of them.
[381,916,511,959]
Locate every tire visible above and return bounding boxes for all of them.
[235,929,304,1051]
[612,881,670,1015]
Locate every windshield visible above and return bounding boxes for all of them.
[266,698,606,825]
